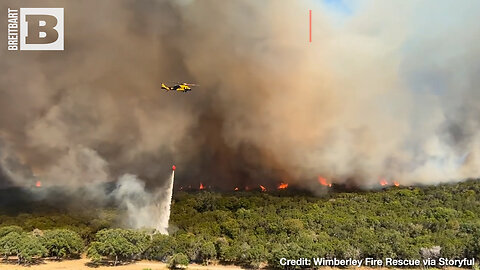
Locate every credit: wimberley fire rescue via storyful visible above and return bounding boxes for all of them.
[280,257,476,268]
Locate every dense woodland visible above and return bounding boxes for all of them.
[1,180,480,268]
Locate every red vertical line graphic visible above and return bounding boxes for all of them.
[309,9,312,42]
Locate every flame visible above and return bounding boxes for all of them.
[234,187,239,191]
[318,176,330,187]
[380,178,388,186]
[199,182,205,190]
[259,185,267,192]
[393,181,400,187]
[35,181,42,188]
[277,182,289,189]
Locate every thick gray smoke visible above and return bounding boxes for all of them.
[1,0,480,203]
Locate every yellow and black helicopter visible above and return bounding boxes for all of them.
[161,82,198,92]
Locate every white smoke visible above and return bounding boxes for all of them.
[113,172,174,234]
[157,170,175,234]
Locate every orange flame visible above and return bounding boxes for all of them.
[199,182,205,190]
[393,181,400,187]
[380,178,388,186]
[234,187,239,191]
[259,185,267,192]
[35,181,42,188]
[318,176,330,187]
[277,182,289,189]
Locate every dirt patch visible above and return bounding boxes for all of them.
[0,260,466,270]
[0,259,245,270]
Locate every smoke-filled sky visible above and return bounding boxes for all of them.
[1,0,480,192]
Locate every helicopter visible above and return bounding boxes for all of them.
[161,82,198,92]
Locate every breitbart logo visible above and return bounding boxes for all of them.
[7,8,64,51]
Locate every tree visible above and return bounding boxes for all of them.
[3,180,480,269]
[241,242,267,269]
[0,231,22,260]
[168,253,189,269]
[122,229,151,259]
[215,237,229,261]
[87,229,148,266]
[41,229,84,259]
[199,241,216,265]
[0,225,23,238]
[174,233,203,261]
[17,234,47,264]
[145,234,176,261]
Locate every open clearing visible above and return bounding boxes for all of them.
[0,259,465,270]
[0,259,244,270]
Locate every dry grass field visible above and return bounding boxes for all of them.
[0,258,245,270]
[0,258,468,270]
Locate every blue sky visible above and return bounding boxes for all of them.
[322,0,354,15]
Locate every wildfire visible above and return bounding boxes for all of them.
[199,182,205,190]
[234,187,239,191]
[259,185,267,192]
[380,178,388,186]
[318,176,331,187]
[393,181,400,187]
[277,182,288,189]
[35,181,42,188]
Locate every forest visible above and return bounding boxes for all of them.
[1,180,480,268]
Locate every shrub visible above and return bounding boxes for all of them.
[41,229,84,259]
[87,229,149,266]
[145,234,175,261]
[168,253,189,269]
[0,231,23,259]
[17,234,47,264]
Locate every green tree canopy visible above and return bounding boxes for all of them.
[145,234,176,261]
[168,253,189,269]
[87,229,148,266]
[0,231,23,259]
[17,234,47,264]
[41,229,84,259]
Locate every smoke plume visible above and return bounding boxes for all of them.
[113,172,174,233]
[1,0,480,202]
